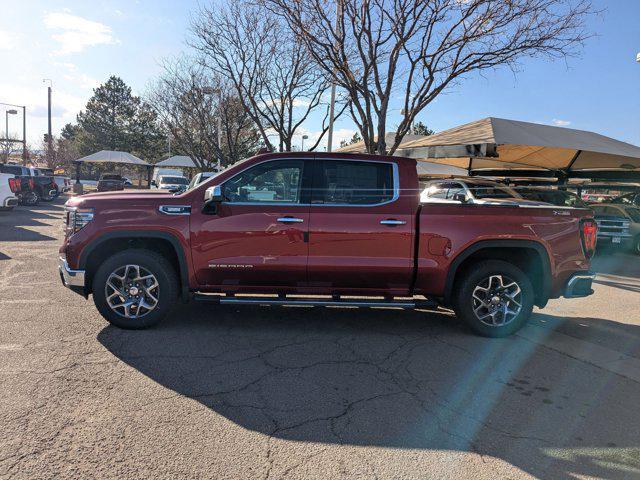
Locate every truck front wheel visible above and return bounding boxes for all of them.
[92,249,178,329]
[453,260,534,337]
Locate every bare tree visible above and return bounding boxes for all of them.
[0,137,15,163]
[190,0,347,152]
[147,60,260,170]
[261,0,593,155]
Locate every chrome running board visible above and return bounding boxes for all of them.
[193,294,437,309]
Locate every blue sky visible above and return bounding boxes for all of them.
[1,0,639,153]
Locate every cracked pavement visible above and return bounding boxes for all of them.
[1,197,640,479]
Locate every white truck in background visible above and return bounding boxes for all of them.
[0,172,20,211]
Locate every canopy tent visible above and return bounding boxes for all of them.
[75,150,150,166]
[73,150,152,191]
[155,155,196,168]
[396,118,640,181]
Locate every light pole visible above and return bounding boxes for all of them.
[201,86,223,171]
[5,109,17,139]
[301,134,308,151]
[43,79,53,164]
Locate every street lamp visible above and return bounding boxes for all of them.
[5,109,17,139]
[301,134,309,151]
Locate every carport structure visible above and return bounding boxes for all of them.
[73,150,152,193]
[397,117,640,183]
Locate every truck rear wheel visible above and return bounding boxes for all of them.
[92,249,178,329]
[453,260,534,337]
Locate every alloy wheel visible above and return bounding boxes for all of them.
[471,274,523,327]
[105,264,159,319]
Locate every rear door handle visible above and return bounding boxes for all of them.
[380,219,406,225]
[277,217,304,223]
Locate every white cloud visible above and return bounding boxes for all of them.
[0,29,19,50]
[552,119,571,127]
[43,12,118,55]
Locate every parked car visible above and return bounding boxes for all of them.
[590,203,640,254]
[59,152,596,338]
[420,178,547,206]
[39,168,72,193]
[97,174,125,192]
[152,175,190,192]
[0,164,57,202]
[187,172,218,190]
[610,192,640,207]
[0,164,39,205]
[0,172,20,211]
[517,187,590,208]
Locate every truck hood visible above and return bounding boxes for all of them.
[65,189,178,207]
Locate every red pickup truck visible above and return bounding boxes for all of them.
[59,152,597,337]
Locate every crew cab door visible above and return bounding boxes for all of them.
[307,159,414,293]
[190,159,311,288]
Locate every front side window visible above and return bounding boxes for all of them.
[223,160,304,204]
[313,160,394,205]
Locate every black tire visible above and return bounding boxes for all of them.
[92,249,178,329]
[633,236,640,256]
[453,260,534,338]
[41,188,55,202]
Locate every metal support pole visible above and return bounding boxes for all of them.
[22,105,26,165]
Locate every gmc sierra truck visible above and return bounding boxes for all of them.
[59,152,597,337]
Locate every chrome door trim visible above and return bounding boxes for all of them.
[277,217,304,223]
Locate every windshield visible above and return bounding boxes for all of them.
[187,172,219,190]
[161,176,189,185]
[468,183,521,200]
[625,207,640,223]
[101,174,121,180]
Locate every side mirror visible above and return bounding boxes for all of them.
[204,185,224,204]
[452,192,468,203]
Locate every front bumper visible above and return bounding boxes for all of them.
[58,256,86,295]
[564,272,595,298]
[597,233,633,249]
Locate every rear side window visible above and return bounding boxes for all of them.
[1,165,22,175]
[313,160,394,205]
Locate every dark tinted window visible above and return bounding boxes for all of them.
[313,160,394,205]
[101,174,122,181]
[1,165,23,175]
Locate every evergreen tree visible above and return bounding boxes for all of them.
[411,121,435,136]
[73,76,166,161]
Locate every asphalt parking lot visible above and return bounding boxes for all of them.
[1,197,640,479]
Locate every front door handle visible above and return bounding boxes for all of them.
[380,219,406,225]
[277,217,304,223]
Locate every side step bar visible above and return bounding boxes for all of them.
[193,294,438,310]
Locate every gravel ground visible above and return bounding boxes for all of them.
[1,196,640,480]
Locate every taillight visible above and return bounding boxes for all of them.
[8,177,20,193]
[580,219,597,259]
[29,178,34,189]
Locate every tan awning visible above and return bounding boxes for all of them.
[397,118,640,174]
[75,150,150,166]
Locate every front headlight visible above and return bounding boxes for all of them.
[65,206,94,234]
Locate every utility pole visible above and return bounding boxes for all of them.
[22,105,26,165]
[44,79,53,166]
[326,0,342,152]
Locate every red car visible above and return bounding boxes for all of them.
[59,152,596,337]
